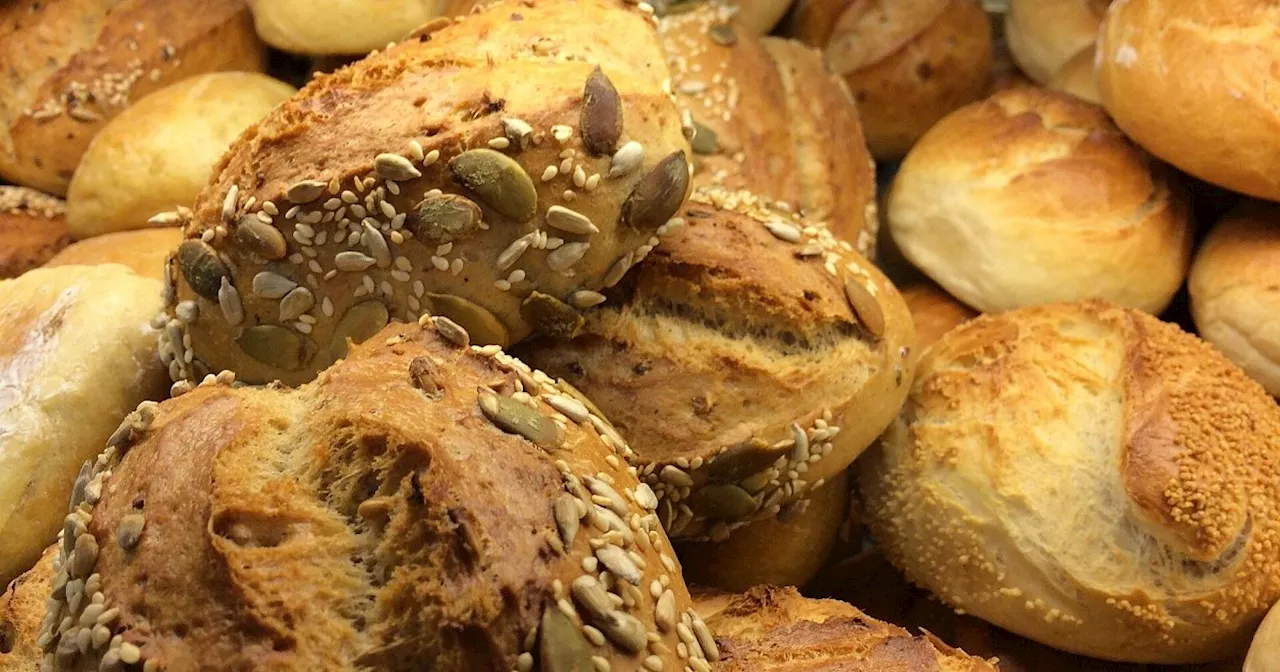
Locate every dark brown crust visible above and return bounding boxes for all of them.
[0,187,70,278]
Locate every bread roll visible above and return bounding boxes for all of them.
[658,5,877,252]
[65,73,296,240]
[861,300,1280,663]
[676,470,849,591]
[0,266,168,589]
[160,0,693,387]
[1005,0,1107,83]
[518,187,916,544]
[44,228,183,280]
[888,87,1192,315]
[694,585,998,670]
[784,0,993,160]
[0,186,70,279]
[1096,0,1280,202]
[0,0,266,196]
[722,0,793,35]
[900,281,978,349]
[249,0,449,55]
[21,314,705,672]
[1247,601,1280,672]
[1188,204,1280,397]
[0,545,57,669]
[1047,44,1102,104]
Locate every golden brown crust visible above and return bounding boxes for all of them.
[0,0,266,196]
[28,317,704,672]
[0,545,56,671]
[1005,0,1108,83]
[164,0,693,387]
[44,228,183,281]
[0,187,71,278]
[899,281,978,349]
[861,300,1280,663]
[1047,45,1102,104]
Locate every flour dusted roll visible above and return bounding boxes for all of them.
[45,228,184,281]
[249,0,451,55]
[160,0,693,387]
[0,186,70,279]
[1005,0,1108,84]
[861,300,1280,663]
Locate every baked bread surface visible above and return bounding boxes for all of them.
[45,228,184,281]
[0,187,71,279]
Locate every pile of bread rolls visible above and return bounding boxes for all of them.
[0,0,1277,671]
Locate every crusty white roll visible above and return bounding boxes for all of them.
[249,0,450,55]
[66,73,296,239]
[888,87,1192,315]
[1247,601,1280,672]
[1005,0,1108,83]
[44,227,183,281]
[1097,0,1280,202]
[1189,203,1280,397]
[861,300,1280,664]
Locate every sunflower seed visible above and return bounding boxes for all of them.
[503,118,534,149]
[423,294,509,347]
[546,206,600,234]
[177,240,229,300]
[581,66,622,155]
[634,483,659,511]
[432,316,470,347]
[279,287,315,321]
[234,217,288,259]
[609,141,644,178]
[659,465,693,487]
[375,153,422,181]
[221,185,240,221]
[570,576,613,621]
[622,151,690,230]
[286,180,327,204]
[411,193,482,243]
[497,233,537,270]
[71,534,97,578]
[218,277,244,326]
[116,514,145,551]
[547,242,590,271]
[586,478,628,517]
[238,325,313,370]
[478,389,564,449]
[692,615,718,661]
[546,394,590,423]
[252,271,297,299]
[844,278,885,337]
[361,221,392,267]
[764,219,801,243]
[595,544,641,584]
[540,607,595,672]
[554,494,581,546]
[597,611,646,653]
[335,251,377,272]
[603,252,634,287]
[450,149,538,221]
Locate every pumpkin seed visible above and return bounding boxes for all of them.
[117,514,145,551]
[375,153,421,181]
[234,217,288,259]
[540,607,595,672]
[621,151,690,230]
[597,611,646,653]
[706,437,778,483]
[177,240,229,300]
[253,271,297,299]
[581,66,622,156]
[478,389,564,449]
[844,278,885,338]
[286,180,327,204]
[522,292,583,339]
[554,493,580,546]
[777,499,810,523]
[237,325,314,370]
[408,356,443,398]
[689,484,758,521]
[690,121,719,155]
[708,22,737,46]
[279,287,315,321]
[570,576,613,621]
[449,149,538,221]
[410,193,482,243]
[330,301,390,360]
[424,294,509,347]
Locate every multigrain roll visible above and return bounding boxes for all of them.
[249,0,450,55]
[13,316,706,672]
[161,0,693,387]
[45,228,184,280]
[0,0,266,196]
[694,586,998,670]
[900,281,978,349]
[1005,0,1108,84]
[1247,602,1280,672]
[1188,204,1280,396]
[1048,44,1102,104]
[519,188,916,544]
[784,0,993,160]
[0,266,168,589]
[0,186,70,278]
[657,5,877,252]
[861,300,1280,664]
[65,73,296,240]
[1097,0,1280,202]
[888,87,1192,315]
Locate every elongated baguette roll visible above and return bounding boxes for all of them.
[161,0,693,388]
[0,187,70,279]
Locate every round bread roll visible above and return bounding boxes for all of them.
[44,227,183,280]
[1005,0,1108,83]
[0,266,168,589]
[22,315,705,672]
[160,0,693,387]
[694,585,998,670]
[860,300,1280,663]
[0,0,266,196]
[657,5,877,252]
[65,73,296,240]
[1047,44,1102,104]
[249,0,449,55]
[785,0,993,160]
[1096,0,1280,202]
[888,87,1192,315]
[676,470,849,591]
[518,187,916,544]
[0,186,70,279]
[1247,601,1280,672]
[1188,204,1280,397]
[900,281,978,349]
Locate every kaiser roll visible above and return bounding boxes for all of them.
[65,73,296,240]
[248,0,450,56]
[1096,0,1280,201]
[0,266,168,589]
[785,0,993,160]
[0,0,266,196]
[1048,44,1103,104]
[900,281,978,349]
[1247,601,1280,672]
[44,228,184,281]
[1188,203,1280,397]
[16,315,706,672]
[160,0,693,387]
[1005,0,1108,83]
[0,186,71,279]
[888,87,1192,315]
[860,299,1280,663]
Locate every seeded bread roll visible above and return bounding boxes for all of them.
[861,300,1280,663]
[0,545,57,669]
[65,73,296,240]
[900,281,978,349]
[0,187,71,279]
[25,316,707,672]
[1048,45,1102,104]
[1005,0,1108,84]
[0,266,168,590]
[518,187,916,544]
[1188,204,1280,397]
[657,6,877,252]
[45,228,183,281]
[784,0,993,160]
[888,87,1192,315]
[694,585,998,670]
[0,0,266,196]
[249,0,449,56]
[161,0,693,388]
[1247,601,1280,672]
